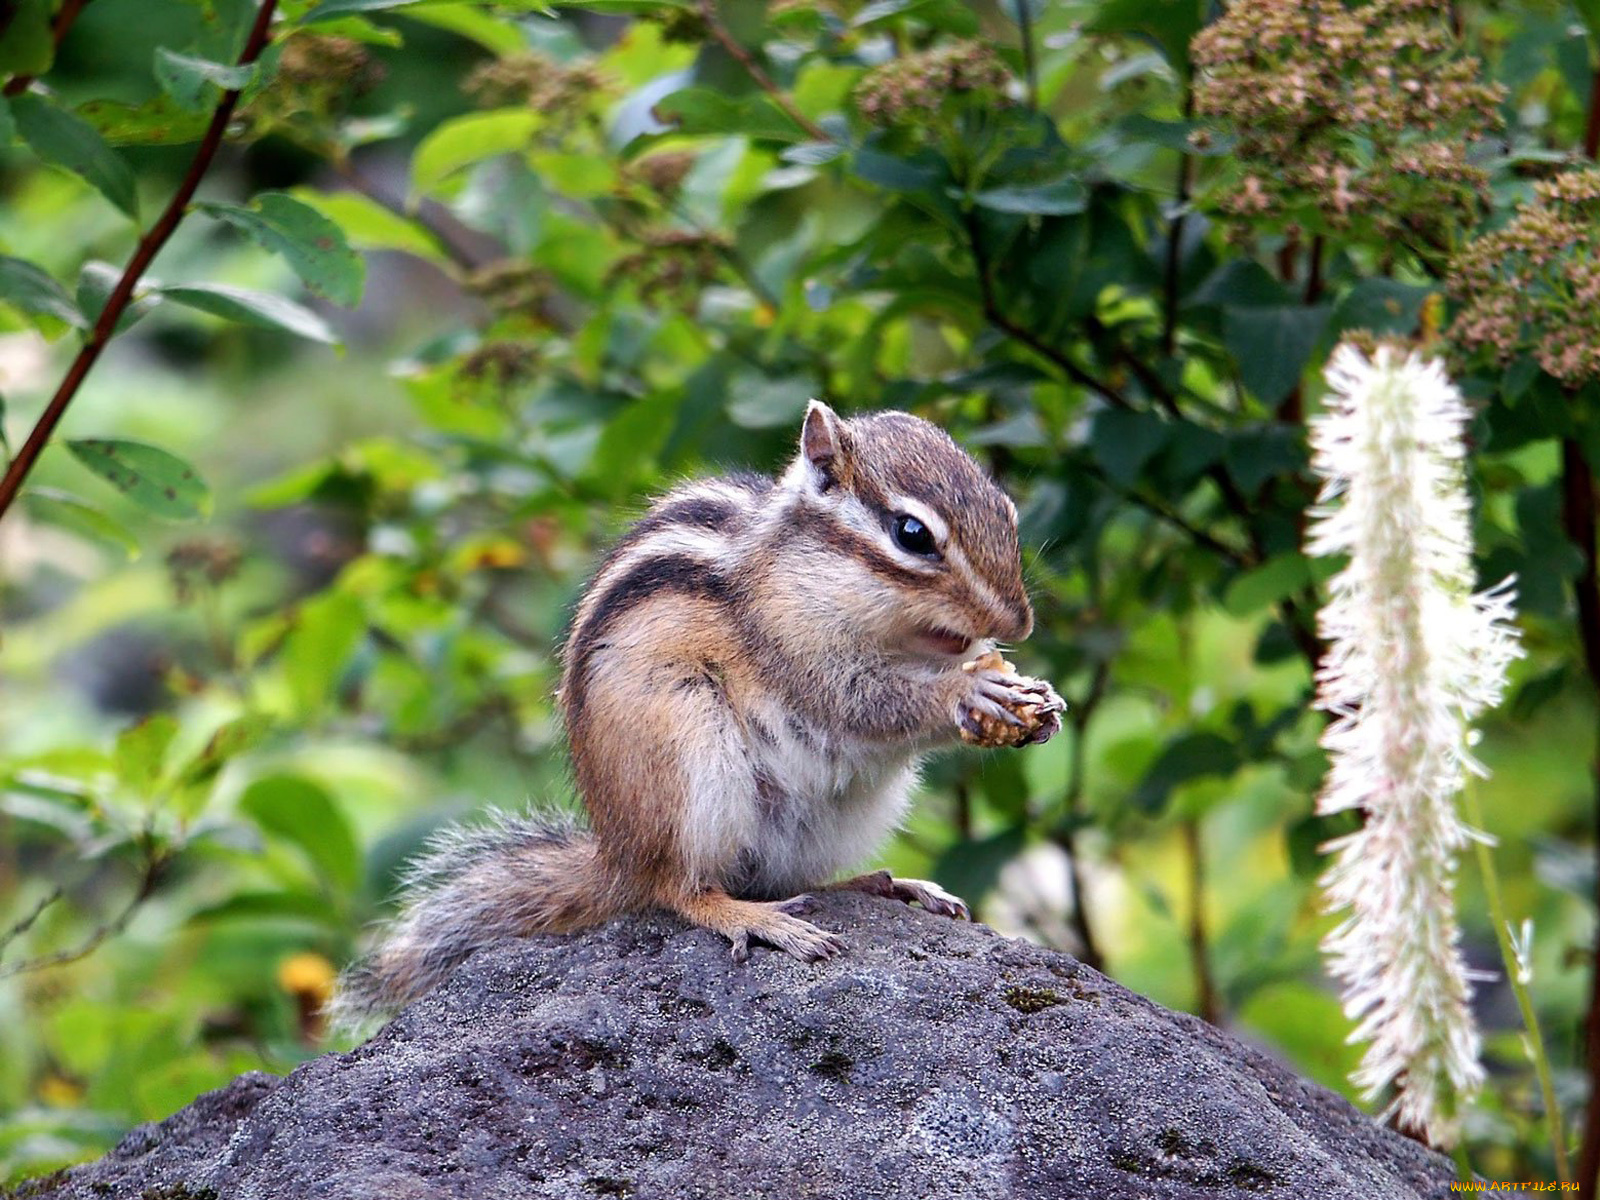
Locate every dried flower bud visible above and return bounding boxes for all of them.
[633,151,698,199]
[464,52,606,122]
[466,261,558,321]
[853,41,1011,128]
[605,229,730,308]
[167,538,243,604]
[1447,166,1600,387]
[1192,0,1502,244]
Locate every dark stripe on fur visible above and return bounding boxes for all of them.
[789,503,929,588]
[565,553,733,719]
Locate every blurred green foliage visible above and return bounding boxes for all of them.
[1,0,1599,1185]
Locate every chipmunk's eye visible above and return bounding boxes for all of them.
[892,514,939,557]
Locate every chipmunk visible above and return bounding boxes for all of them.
[332,402,1063,1026]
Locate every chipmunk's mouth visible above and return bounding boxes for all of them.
[911,625,973,658]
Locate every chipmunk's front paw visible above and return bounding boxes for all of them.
[956,652,1065,748]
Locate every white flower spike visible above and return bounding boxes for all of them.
[1307,343,1522,1146]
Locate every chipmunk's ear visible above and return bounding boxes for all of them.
[801,400,848,489]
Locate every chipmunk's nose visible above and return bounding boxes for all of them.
[990,596,1033,642]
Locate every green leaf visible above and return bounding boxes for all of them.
[198,193,365,306]
[287,190,444,264]
[22,487,140,558]
[852,0,979,35]
[653,89,805,141]
[190,890,344,925]
[0,254,86,328]
[283,592,366,711]
[1090,408,1168,486]
[1576,0,1600,63]
[972,175,1087,216]
[1329,279,1433,340]
[76,261,161,334]
[74,95,212,147]
[931,826,1028,905]
[12,95,140,220]
[411,108,541,198]
[153,48,255,111]
[174,715,274,790]
[404,4,528,53]
[727,373,814,429]
[161,283,340,344]
[238,774,362,891]
[1222,304,1331,405]
[0,0,53,76]
[0,97,15,146]
[1085,0,1204,79]
[303,0,422,19]
[1222,553,1312,617]
[1132,732,1240,814]
[115,715,180,791]
[66,438,212,520]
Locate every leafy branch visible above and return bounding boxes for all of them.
[0,0,280,522]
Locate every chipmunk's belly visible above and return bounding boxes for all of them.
[730,713,918,898]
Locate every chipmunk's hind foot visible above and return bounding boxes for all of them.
[671,889,847,964]
[830,869,971,920]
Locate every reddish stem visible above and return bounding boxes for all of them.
[0,0,279,521]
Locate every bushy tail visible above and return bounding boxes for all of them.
[330,810,625,1033]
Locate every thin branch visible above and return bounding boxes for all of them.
[330,153,489,275]
[0,0,280,522]
[1575,70,1600,1196]
[697,0,828,142]
[1015,0,1039,112]
[1161,86,1195,359]
[0,848,167,979]
[1565,436,1600,1197]
[2,0,92,98]
[1054,659,1110,970]
[1183,816,1221,1024]
[0,884,66,957]
[963,210,1135,410]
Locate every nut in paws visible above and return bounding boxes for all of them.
[957,651,1065,749]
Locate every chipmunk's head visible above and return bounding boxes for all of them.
[778,400,1033,659]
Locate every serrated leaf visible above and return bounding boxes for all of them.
[115,715,180,791]
[198,193,365,306]
[153,47,255,112]
[23,487,140,558]
[238,774,362,890]
[161,282,340,344]
[0,255,86,328]
[74,95,212,147]
[12,95,140,220]
[411,108,541,198]
[66,438,212,520]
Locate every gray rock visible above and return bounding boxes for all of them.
[15,892,1458,1199]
